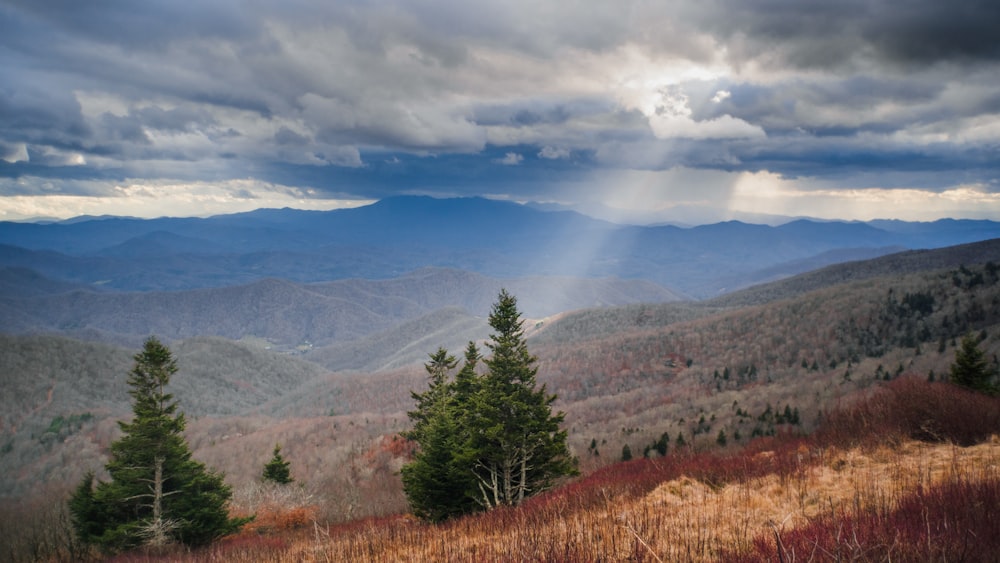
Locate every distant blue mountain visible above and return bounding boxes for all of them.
[1,196,998,298]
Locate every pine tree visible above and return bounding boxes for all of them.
[452,341,481,404]
[404,347,458,443]
[950,332,996,393]
[463,289,577,508]
[654,432,669,456]
[262,444,293,484]
[401,347,478,520]
[401,395,476,521]
[68,337,248,552]
[401,290,576,519]
[621,444,633,461]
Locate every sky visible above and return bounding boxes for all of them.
[1,0,999,224]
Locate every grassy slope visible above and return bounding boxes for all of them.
[40,378,998,562]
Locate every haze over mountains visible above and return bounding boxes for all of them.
[3,196,999,300]
[3,196,999,361]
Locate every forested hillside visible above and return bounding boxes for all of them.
[0,267,682,351]
[538,261,1000,468]
[3,248,999,508]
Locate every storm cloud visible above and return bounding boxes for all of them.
[1,0,998,221]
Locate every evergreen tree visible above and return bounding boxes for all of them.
[621,444,633,461]
[452,341,482,405]
[654,432,669,456]
[404,347,458,443]
[462,289,577,508]
[716,430,727,446]
[401,347,478,520]
[401,393,476,521]
[950,332,996,393]
[68,337,248,552]
[262,444,293,484]
[401,290,577,519]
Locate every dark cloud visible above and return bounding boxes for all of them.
[688,0,1000,70]
[5,0,259,51]
[274,127,310,147]
[471,98,611,127]
[0,81,89,142]
[98,114,151,145]
[0,0,998,219]
[133,106,217,133]
[863,0,1000,65]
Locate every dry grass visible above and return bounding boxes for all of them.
[98,437,998,562]
[639,440,999,561]
[71,375,1000,561]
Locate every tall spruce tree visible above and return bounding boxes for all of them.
[452,341,481,406]
[68,337,248,552]
[462,289,577,508]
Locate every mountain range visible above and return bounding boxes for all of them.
[3,196,998,298]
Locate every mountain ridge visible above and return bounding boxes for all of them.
[3,197,999,297]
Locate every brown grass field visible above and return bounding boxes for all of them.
[72,377,998,563]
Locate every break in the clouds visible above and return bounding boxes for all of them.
[0,0,998,222]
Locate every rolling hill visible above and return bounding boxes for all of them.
[0,267,684,352]
[2,240,999,505]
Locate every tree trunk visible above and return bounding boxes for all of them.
[517,447,528,505]
[148,456,168,548]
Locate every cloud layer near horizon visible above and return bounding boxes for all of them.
[1,0,998,222]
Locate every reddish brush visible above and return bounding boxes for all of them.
[723,472,1000,563]
[817,376,1000,448]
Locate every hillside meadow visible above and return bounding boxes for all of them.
[5,377,996,562]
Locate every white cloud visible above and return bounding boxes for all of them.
[645,87,764,140]
[495,152,524,165]
[538,146,571,159]
[582,167,1000,224]
[711,89,731,103]
[730,174,1000,222]
[648,112,765,140]
[0,177,373,221]
[615,80,764,140]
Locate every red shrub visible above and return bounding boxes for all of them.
[722,472,1000,563]
[817,376,1000,448]
[239,504,318,535]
